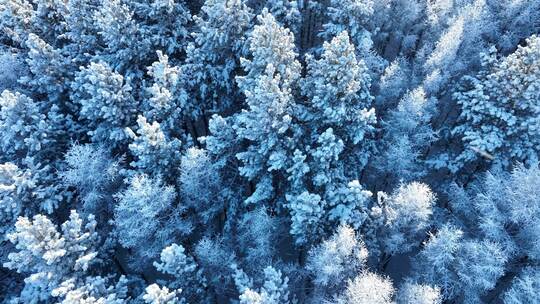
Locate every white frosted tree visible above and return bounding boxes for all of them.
[423,16,465,94]
[374,182,436,257]
[414,225,463,300]
[194,237,237,298]
[473,164,540,261]
[419,163,540,302]
[419,0,494,96]
[503,267,540,304]
[374,88,436,186]
[414,226,508,302]
[502,164,540,260]
[455,240,507,302]
[396,281,441,304]
[236,208,280,268]
[179,147,224,226]
[306,225,368,294]
[337,272,394,304]
[60,144,120,217]
[114,174,190,267]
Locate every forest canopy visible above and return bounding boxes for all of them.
[0,0,539,303]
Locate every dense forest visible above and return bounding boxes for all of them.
[0,0,539,303]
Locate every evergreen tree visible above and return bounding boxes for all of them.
[128,0,191,56]
[234,266,290,304]
[3,211,127,303]
[144,51,188,135]
[0,91,63,213]
[320,0,374,51]
[125,115,182,181]
[0,162,30,234]
[1,2,539,303]
[452,36,540,170]
[233,10,300,205]
[286,31,376,244]
[71,61,137,148]
[249,0,301,36]
[21,33,72,103]
[0,0,35,45]
[184,0,253,115]
[93,0,148,73]
[153,243,205,301]
[301,31,376,172]
[0,90,50,160]
[143,284,181,304]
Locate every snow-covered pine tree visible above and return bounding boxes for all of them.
[286,31,376,244]
[232,10,300,206]
[183,0,253,116]
[4,211,127,303]
[125,115,182,182]
[71,61,137,148]
[452,36,540,170]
